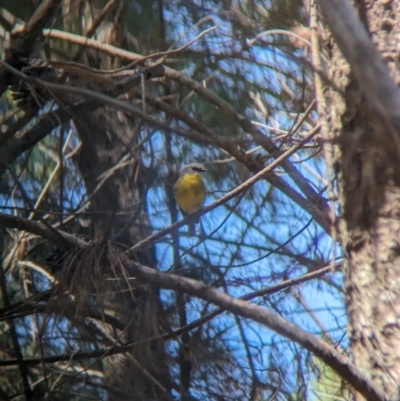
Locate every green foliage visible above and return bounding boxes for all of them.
[310,357,351,401]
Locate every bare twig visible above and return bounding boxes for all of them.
[29,129,73,220]
[246,29,311,47]
[43,29,142,61]
[0,212,88,249]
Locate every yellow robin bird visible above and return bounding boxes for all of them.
[174,163,207,234]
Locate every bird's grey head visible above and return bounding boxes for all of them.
[180,163,207,175]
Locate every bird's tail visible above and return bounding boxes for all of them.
[187,222,197,235]
[187,216,200,235]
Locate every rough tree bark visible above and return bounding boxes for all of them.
[321,0,400,397]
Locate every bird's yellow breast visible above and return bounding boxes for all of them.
[174,173,206,214]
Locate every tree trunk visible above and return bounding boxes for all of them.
[65,1,172,399]
[326,0,400,397]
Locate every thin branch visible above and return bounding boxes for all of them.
[246,29,311,47]
[21,0,61,36]
[29,128,73,220]
[84,0,119,38]
[43,29,143,61]
[0,212,87,249]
